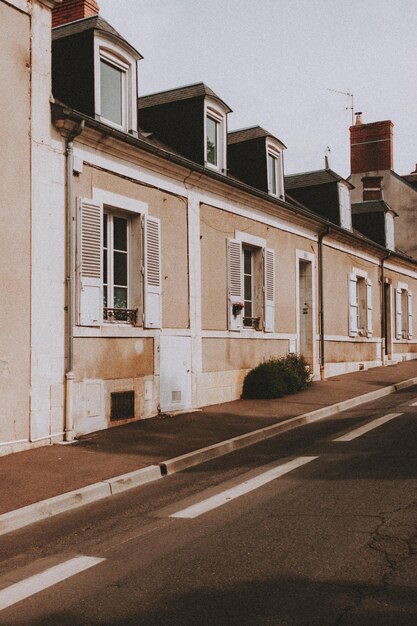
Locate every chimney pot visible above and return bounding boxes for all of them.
[354,112,363,125]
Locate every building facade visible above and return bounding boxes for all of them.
[1,0,417,455]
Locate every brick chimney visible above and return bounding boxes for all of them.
[52,0,100,28]
[350,112,394,174]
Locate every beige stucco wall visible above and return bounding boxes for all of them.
[74,165,189,329]
[74,337,153,381]
[200,203,317,332]
[0,3,31,443]
[322,243,381,337]
[202,338,288,372]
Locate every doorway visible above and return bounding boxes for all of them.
[299,260,314,367]
[159,336,192,412]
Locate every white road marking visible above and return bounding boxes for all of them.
[0,556,105,612]
[170,456,318,519]
[333,413,403,442]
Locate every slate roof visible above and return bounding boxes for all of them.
[352,200,398,216]
[228,126,286,149]
[401,173,417,190]
[284,168,354,190]
[138,82,232,113]
[52,15,142,59]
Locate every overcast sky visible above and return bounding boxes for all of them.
[98,0,417,178]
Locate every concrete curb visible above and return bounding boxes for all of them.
[159,376,417,475]
[1,376,416,537]
[0,465,162,537]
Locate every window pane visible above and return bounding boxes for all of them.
[114,251,128,286]
[100,59,123,125]
[114,286,127,309]
[206,116,218,166]
[113,216,127,251]
[103,213,108,244]
[103,250,107,283]
[244,275,252,300]
[244,301,252,319]
[244,248,252,274]
[268,154,277,195]
[103,286,107,308]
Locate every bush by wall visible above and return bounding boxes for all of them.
[242,354,312,400]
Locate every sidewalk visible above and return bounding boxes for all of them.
[1,359,417,522]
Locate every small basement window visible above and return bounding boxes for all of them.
[111,391,135,421]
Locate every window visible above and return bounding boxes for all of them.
[205,102,226,172]
[266,143,284,198]
[206,116,218,167]
[94,37,139,135]
[348,271,372,337]
[77,197,161,328]
[267,153,278,196]
[227,237,275,332]
[103,213,130,322]
[100,58,124,127]
[395,283,413,339]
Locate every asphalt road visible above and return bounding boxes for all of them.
[1,387,417,625]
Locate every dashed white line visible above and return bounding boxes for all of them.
[0,556,105,612]
[333,413,403,442]
[170,456,318,519]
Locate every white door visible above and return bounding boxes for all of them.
[159,336,192,412]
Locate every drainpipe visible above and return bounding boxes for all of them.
[55,118,84,442]
[318,226,331,381]
[380,251,391,365]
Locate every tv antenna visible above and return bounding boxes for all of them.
[327,88,354,125]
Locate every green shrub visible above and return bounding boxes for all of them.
[242,354,312,400]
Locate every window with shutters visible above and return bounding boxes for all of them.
[348,270,372,338]
[227,236,275,332]
[78,197,161,329]
[395,282,413,339]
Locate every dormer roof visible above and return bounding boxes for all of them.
[52,15,143,59]
[285,168,354,190]
[352,200,398,217]
[228,126,286,149]
[138,82,232,113]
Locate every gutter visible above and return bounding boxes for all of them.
[54,117,85,442]
[318,225,331,380]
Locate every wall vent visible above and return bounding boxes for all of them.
[111,391,135,421]
[171,390,181,403]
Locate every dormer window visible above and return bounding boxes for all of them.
[266,143,284,199]
[94,37,139,135]
[205,101,227,172]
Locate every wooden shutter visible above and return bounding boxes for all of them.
[407,290,413,338]
[78,198,102,326]
[143,215,161,328]
[264,248,275,332]
[227,239,243,331]
[366,278,373,337]
[395,287,402,339]
[348,273,358,337]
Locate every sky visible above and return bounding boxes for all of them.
[98,0,417,178]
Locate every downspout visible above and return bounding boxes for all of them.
[380,251,391,365]
[318,226,331,381]
[55,118,84,442]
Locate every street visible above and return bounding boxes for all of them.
[1,388,417,625]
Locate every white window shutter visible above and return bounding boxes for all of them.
[264,248,275,332]
[78,198,103,326]
[227,239,243,331]
[143,215,162,329]
[366,278,373,337]
[395,288,402,339]
[348,273,358,337]
[407,290,413,338]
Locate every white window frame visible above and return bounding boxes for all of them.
[94,36,138,135]
[396,281,413,340]
[103,210,131,322]
[266,142,284,199]
[338,182,352,230]
[204,100,227,173]
[348,267,372,338]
